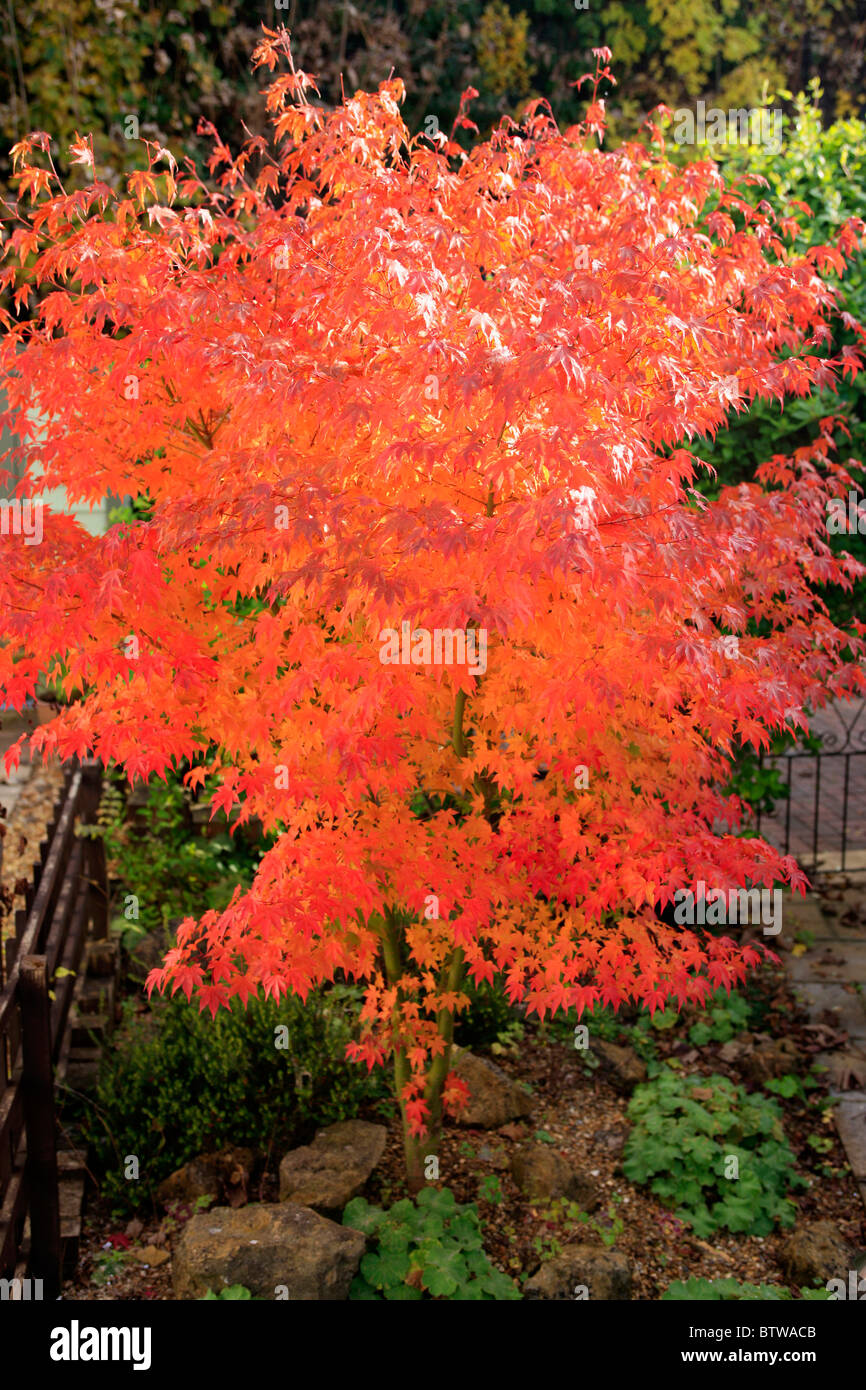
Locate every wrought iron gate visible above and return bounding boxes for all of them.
[754,700,866,876]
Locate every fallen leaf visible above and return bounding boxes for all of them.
[498,1123,526,1141]
[132,1245,170,1267]
[820,1050,866,1091]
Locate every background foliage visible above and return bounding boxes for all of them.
[2,1,864,194]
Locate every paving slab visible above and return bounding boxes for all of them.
[783,895,830,935]
[782,888,866,1216]
[832,1097,866,1179]
[790,981,866,1041]
[788,942,866,985]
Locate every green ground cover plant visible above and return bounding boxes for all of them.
[623,1070,804,1237]
[343,1187,521,1300]
[662,1276,833,1300]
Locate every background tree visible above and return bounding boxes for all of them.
[1,36,864,1185]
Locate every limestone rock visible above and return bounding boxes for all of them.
[452,1049,532,1128]
[778,1220,853,1290]
[741,1035,800,1085]
[157,1147,255,1210]
[172,1202,365,1300]
[524,1244,633,1300]
[510,1143,599,1210]
[589,1038,647,1094]
[279,1119,387,1216]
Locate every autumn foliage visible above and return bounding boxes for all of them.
[1,32,865,1179]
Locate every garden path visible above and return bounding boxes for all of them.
[784,885,866,1218]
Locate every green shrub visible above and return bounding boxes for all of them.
[83,766,268,940]
[623,1069,804,1237]
[662,1276,832,1301]
[72,983,393,1213]
[453,975,523,1050]
[343,1187,521,1301]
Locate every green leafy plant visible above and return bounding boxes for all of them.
[540,1194,624,1249]
[343,1187,521,1300]
[82,766,267,944]
[200,1285,255,1300]
[90,1250,127,1287]
[489,1018,526,1057]
[687,987,752,1046]
[662,1276,833,1300]
[765,1074,816,1100]
[477,1174,505,1205]
[453,975,524,1051]
[623,1069,804,1237]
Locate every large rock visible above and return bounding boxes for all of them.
[172,1203,365,1300]
[589,1039,647,1094]
[279,1119,387,1216]
[524,1244,633,1300]
[778,1220,853,1290]
[510,1143,599,1210]
[452,1049,532,1128]
[157,1148,255,1210]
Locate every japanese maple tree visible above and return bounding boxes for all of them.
[1,32,864,1184]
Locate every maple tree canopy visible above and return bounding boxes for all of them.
[1,35,865,1140]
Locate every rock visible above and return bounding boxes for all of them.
[157,1147,255,1210]
[127,925,172,983]
[524,1244,633,1300]
[589,1038,647,1094]
[778,1220,853,1289]
[593,1126,628,1157]
[279,1119,387,1216]
[741,1035,800,1085]
[452,1049,533,1128]
[172,1203,365,1300]
[510,1143,599,1210]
